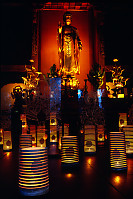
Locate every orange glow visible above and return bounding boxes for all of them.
[88,158,92,165]
[29,59,34,63]
[114,176,121,184]
[66,173,72,178]
[113,58,118,62]
[40,10,93,90]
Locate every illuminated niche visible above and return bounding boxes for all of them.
[110,132,127,170]
[19,147,49,196]
[61,136,79,164]
[123,125,133,154]
[84,125,96,153]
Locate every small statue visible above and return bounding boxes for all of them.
[57,11,82,77]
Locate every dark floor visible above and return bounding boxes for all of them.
[0,145,133,199]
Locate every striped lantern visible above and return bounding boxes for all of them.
[84,125,96,153]
[37,126,46,147]
[110,132,127,170]
[123,125,133,154]
[3,131,12,151]
[19,147,49,196]
[61,136,79,164]
[19,134,32,149]
[29,125,36,147]
[97,125,105,145]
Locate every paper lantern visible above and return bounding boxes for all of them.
[61,136,79,164]
[0,129,3,145]
[119,113,127,130]
[123,125,133,154]
[97,125,105,145]
[50,125,57,143]
[110,132,127,170]
[30,125,36,146]
[3,131,12,151]
[19,134,32,149]
[19,147,49,196]
[37,126,46,147]
[84,125,96,153]
[50,113,57,126]
[64,124,69,136]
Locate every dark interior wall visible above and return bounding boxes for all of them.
[1,4,32,65]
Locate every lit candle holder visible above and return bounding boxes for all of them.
[19,147,49,196]
[110,132,127,170]
[97,125,105,145]
[3,131,12,151]
[84,125,96,153]
[37,126,46,147]
[61,136,79,165]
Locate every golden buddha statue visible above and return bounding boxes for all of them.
[57,12,82,88]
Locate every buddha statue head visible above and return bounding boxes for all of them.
[63,11,72,26]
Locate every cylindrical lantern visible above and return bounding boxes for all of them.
[61,136,79,164]
[50,125,57,143]
[64,123,69,136]
[110,132,127,170]
[19,147,49,196]
[123,125,133,154]
[37,126,46,147]
[19,134,32,149]
[3,131,12,151]
[84,125,96,153]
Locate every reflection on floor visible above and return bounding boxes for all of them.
[0,146,133,199]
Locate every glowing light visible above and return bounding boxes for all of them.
[29,59,34,63]
[88,158,92,165]
[114,176,121,184]
[113,58,119,62]
[6,152,11,157]
[66,173,72,178]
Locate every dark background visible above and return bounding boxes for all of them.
[1,1,133,71]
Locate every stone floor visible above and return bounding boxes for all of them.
[0,145,133,199]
